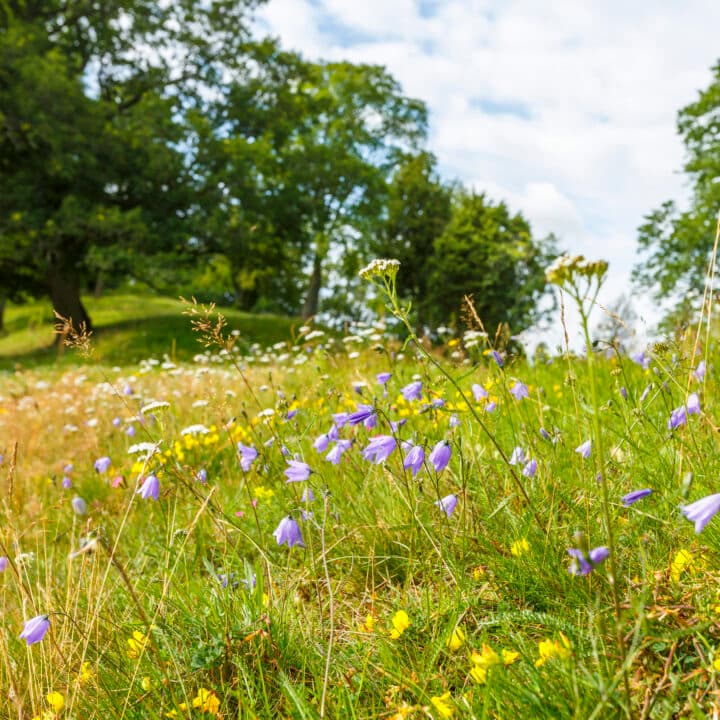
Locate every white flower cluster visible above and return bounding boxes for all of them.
[358,258,400,281]
[545,254,608,286]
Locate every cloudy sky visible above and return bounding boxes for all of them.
[256,0,720,348]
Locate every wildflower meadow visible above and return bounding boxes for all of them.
[2,255,720,720]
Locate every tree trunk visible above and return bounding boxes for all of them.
[94,272,105,298]
[301,253,322,320]
[48,268,92,343]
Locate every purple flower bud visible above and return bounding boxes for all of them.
[449,414,460,428]
[314,434,331,453]
[196,468,207,484]
[575,440,592,459]
[429,441,451,472]
[639,385,651,403]
[19,614,50,645]
[284,460,311,483]
[0,556,8,571]
[286,409,298,421]
[621,488,652,507]
[61,476,72,490]
[137,474,160,501]
[71,496,87,515]
[273,516,304,548]
[510,381,529,401]
[361,435,397,464]
[434,493,458,517]
[126,425,136,437]
[390,419,406,433]
[620,386,628,400]
[632,351,650,370]
[522,459,537,478]
[403,444,425,476]
[63,464,73,474]
[668,405,687,430]
[94,456,111,474]
[112,417,122,428]
[301,488,315,503]
[328,424,340,442]
[682,493,720,533]
[401,381,423,402]
[348,404,376,427]
[490,350,504,367]
[687,393,701,416]
[693,360,706,381]
[377,372,392,385]
[539,427,551,441]
[485,401,497,413]
[123,384,134,396]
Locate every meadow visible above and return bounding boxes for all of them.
[1,258,719,720]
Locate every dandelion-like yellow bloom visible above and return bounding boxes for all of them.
[46,692,64,712]
[535,633,571,667]
[430,691,454,718]
[389,610,410,639]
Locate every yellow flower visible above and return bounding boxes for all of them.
[502,649,520,665]
[390,702,416,719]
[77,661,94,685]
[447,626,465,651]
[670,548,693,582]
[165,703,188,717]
[192,688,220,715]
[471,644,501,670]
[141,676,152,691]
[359,614,376,633]
[535,633,571,667]
[127,630,148,659]
[389,610,410,639]
[430,691,454,718]
[254,486,275,500]
[510,539,530,557]
[46,692,64,712]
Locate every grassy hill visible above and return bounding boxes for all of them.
[0,294,299,370]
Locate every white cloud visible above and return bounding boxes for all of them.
[256,0,720,347]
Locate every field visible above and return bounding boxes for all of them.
[1,268,719,720]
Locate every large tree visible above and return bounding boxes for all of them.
[427,191,557,332]
[633,60,720,302]
[0,0,262,331]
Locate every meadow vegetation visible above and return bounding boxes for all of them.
[1,258,719,719]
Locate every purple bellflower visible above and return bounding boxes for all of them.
[568,546,609,576]
[361,435,397,464]
[510,381,529,401]
[0,556,7,571]
[273,516,305,548]
[137,474,160,500]
[682,493,720,533]
[621,488,652,507]
[620,386,628,400]
[348,404,377,427]
[403,444,425,476]
[687,393,701,416]
[333,412,350,428]
[285,460,311,483]
[575,440,592,459]
[72,496,87,515]
[668,405,687,430]
[434,493,458,517]
[486,401,497,413]
[522,459,537,478]
[326,440,352,465]
[471,383,488,401]
[196,468,207,484]
[694,360,706,381]
[509,447,526,466]
[539,427,551,441]
[300,488,315,503]
[20,614,50,645]
[490,350,504,367]
[429,441,451,472]
[632,351,650,370]
[314,434,331,453]
[61,476,72,490]
[94,456,111,474]
[401,381,423,402]
[238,443,258,472]
[449,414,460,428]
[377,372,392,385]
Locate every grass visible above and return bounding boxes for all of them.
[0,281,719,719]
[0,294,298,370]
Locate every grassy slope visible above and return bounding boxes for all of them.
[0,294,298,370]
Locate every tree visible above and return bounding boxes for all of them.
[633,60,720,301]
[0,0,262,332]
[377,152,452,332]
[593,294,638,351]
[428,191,556,332]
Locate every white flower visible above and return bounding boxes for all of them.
[181,424,210,436]
[139,400,170,414]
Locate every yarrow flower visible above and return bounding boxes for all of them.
[434,493,458,518]
[621,488,652,507]
[273,516,305,548]
[567,546,609,576]
[361,435,396,464]
[137,474,160,501]
[284,460,311,483]
[682,493,720,533]
[358,257,400,281]
[429,441,451,472]
[20,614,50,645]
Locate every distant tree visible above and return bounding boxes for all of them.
[428,191,557,333]
[633,60,720,302]
[594,294,638,351]
[377,152,452,332]
[0,0,262,333]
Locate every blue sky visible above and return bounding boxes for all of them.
[257,0,720,347]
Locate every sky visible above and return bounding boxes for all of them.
[256,0,720,349]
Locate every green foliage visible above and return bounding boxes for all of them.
[634,60,720,303]
[428,191,557,332]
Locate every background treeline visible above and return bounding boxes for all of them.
[0,0,556,337]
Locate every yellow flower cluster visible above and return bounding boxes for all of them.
[165,687,220,717]
[127,630,149,659]
[469,643,519,683]
[389,610,410,639]
[535,633,571,667]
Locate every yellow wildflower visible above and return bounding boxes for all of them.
[141,676,152,691]
[430,691,454,718]
[502,649,520,665]
[670,548,693,583]
[192,688,220,715]
[359,614,376,633]
[127,630,148,659]
[254,486,275,500]
[510,539,530,557]
[46,692,64,712]
[535,633,571,667]
[77,661,94,685]
[389,610,410,639]
[471,644,500,670]
[447,626,465,651]
[390,702,416,719]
